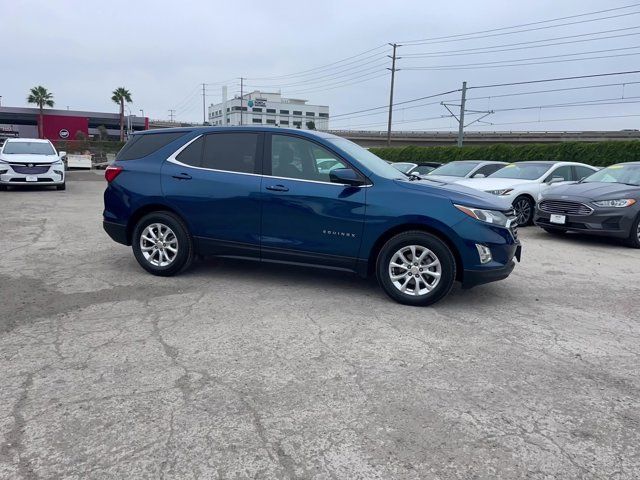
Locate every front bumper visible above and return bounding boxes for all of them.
[0,164,65,185]
[534,207,636,239]
[462,254,518,289]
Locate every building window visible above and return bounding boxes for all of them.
[281,120,289,125]
[267,108,276,113]
[252,117,262,123]
[227,108,230,112]
[319,113,329,118]
[293,111,302,116]
[280,109,289,115]
[306,112,315,116]
[252,107,262,112]
[293,121,302,128]
[266,119,276,124]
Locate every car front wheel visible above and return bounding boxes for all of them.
[626,214,640,249]
[132,212,194,276]
[376,231,456,306]
[513,196,534,226]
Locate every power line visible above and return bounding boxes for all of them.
[399,5,640,45]
[286,72,390,96]
[469,69,640,89]
[479,113,640,127]
[401,27,640,58]
[463,81,640,102]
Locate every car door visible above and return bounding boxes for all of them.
[161,131,264,258]
[260,133,367,270]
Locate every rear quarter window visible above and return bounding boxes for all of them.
[116,132,187,161]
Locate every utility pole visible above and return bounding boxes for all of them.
[386,43,400,147]
[457,81,467,147]
[239,77,244,126]
[168,109,175,122]
[202,83,206,125]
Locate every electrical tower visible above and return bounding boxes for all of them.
[442,81,493,147]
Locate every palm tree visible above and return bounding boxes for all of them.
[111,87,132,141]
[27,86,54,139]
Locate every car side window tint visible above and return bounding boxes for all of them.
[473,165,500,177]
[547,165,573,182]
[116,132,186,161]
[575,165,595,180]
[175,137,203,167]
[202,133,259,174]
[271,135,346,183]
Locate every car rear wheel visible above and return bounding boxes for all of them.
[376,231,456,306]
[132,212,194,276]
[513,196,534,226]
[626,214,640,249]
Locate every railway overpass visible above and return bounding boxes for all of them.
[328,130,640,147]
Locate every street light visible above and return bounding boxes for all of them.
[139,109,144,118]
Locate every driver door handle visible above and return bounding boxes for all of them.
[172,172,192,180]
[266,184,289,192]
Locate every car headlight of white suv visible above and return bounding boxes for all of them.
[592,199,636,208]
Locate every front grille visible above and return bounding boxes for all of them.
[9,163,50,174]
[9,177,53,183]
[539,200,593,216]
[505,208,519,240]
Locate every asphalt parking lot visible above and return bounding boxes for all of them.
[1,171,639,479]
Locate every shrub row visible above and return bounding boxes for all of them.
[369,141,640,167]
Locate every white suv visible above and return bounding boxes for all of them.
[456,161,598,225]
[0,138,66,190]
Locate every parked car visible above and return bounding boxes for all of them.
[391,161,442,176]
[534,162,640,248]
[0,138,66,190]
[103,127,521,306]
[426,160,508,183]
[456,161,599,226]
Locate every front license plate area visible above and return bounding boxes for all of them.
[550,214,566,224]
[26,176,38,182]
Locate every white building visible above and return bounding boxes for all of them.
[208,90,329,130]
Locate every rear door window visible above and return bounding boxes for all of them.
[116,132,187,161]
[175,137,204,167]
[201,133,260,174]
[546,165,573,182]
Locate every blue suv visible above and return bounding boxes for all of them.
[103,127,521,305]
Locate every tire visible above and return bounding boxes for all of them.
[132,212,194,276]
[56,183,66,191]
[542,227,566,235]
[625,214,640,249]
[376,231,456,306]
[513,195,534,226]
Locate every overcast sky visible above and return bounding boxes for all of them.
[3,0,640,131]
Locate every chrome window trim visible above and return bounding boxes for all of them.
[166,135,370,187]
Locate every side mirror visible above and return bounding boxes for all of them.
[329,168,365,186]
[59,151,67,158]
[473,173,485,178]
[548,176,565,184]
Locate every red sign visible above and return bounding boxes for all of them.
[41,114,89,141]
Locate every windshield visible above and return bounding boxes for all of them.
[3,141,56,155]
[428,162,480,177]
[583,164,640,185]
[392,162,417,173]
[328,138,404,179]
[489,163,551,180]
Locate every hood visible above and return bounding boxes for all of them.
[455,177,537,191]
[0,153,60,164]
[543,181,640,201]
[395,178,512,211]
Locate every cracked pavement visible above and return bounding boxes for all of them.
[0,171,639,479]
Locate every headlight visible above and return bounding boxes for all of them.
[592,199,636,208]
[486,189,513,196]
[455,204,510,227]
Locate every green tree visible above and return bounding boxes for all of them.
[27,86,54,139]
[97,125,108,141]
[111,87,132,141]
[306,120,316,130]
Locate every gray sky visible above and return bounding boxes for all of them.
[3,0,640,131]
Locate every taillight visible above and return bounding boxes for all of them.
[105,165,123,183]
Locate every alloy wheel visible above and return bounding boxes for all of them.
[388,245,442,296]
[514,198,532,225]
[140,223,179,267]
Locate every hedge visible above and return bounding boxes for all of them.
[369,141,640,168]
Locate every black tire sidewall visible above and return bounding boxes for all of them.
[132,212,192,276]
[376,231,456,306]
[626,213,640,248]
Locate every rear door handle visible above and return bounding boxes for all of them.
[172,173,192,180]
[266,184,289,192]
